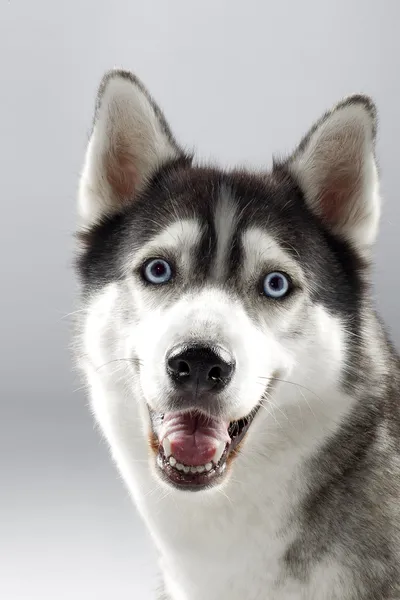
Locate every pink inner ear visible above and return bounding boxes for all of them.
[106,151,138,200]
[318,165,362,228]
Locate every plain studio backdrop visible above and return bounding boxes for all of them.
[1,1,399,599]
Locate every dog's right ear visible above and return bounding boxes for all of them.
[78,70,185,228]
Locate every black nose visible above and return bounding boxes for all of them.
[166,344,235,393]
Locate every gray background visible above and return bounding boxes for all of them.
[1,1,399,598]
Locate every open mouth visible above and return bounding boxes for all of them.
[150,404,261,491]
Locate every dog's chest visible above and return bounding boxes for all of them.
[159,516,342,600]
[161,526,283,599]
[144,486,337,600]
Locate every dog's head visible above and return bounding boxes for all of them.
[76,70,380,492]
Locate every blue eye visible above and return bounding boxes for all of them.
[143,259,172,284]
[263,272,290,299]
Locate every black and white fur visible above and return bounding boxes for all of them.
[75,69,400,599]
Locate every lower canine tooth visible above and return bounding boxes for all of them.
[169,456,176,467]
[205,463,212,472]
[162,438,172,458]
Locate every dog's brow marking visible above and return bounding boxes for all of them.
[213,186,237,279]
[241,228,297,277]
[150,220,202,251]
[130,219,202,272]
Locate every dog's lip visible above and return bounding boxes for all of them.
[148,403,262,491]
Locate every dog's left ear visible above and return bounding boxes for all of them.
[282,95,380,249]
[78,69,185,228]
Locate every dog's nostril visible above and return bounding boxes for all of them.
[177,361,190,377]
[208,366,222,381]
[167,357,191,378]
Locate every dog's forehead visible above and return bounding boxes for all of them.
[161,167,297,224]
[133,169,311,269]
[137,196,298,272]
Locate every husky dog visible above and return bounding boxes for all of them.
[75,69,400,599]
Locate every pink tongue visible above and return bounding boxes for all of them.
[160,412,230,466]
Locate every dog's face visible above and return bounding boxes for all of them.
[76,71,380,492]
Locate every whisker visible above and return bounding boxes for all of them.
[59,308,87,321]
[72,383,87,394]
[261,393,289,422]
[216,487,235,508]
[258,375,326,406]
[258,400,282,429]
[95,357,142,372]
[262,395,301,434]
[296,385,319,422]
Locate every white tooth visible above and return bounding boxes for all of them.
[190,467,197,474]
[176,463,184,471]
[169,456,176,467]
[212,441,226,465]
[157,455,163,468]
[183,466,190,474]
[197,465,205,473]
[205,463,212,472]
[162,438,172,458]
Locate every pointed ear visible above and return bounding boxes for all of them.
[282,95,380,249]
[78,69,185,227]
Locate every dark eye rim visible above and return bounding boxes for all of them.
[260,270,293,300]
[140,257,175,285]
